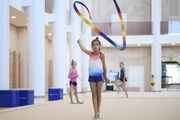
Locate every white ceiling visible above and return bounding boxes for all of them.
[10,6,53,40]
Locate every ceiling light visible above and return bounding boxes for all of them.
[48,33,52,36]
[26,23,28,25]
[11,16,16,18]
[172,43,175,45]
[106,44,110,46]
[138,44,141,46]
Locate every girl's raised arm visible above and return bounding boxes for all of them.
[77,39,91,55]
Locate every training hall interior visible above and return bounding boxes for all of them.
[0,0,180,120]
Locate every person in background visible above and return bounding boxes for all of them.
[115,62,128,98]
[68,60,82,104]
[151,75,155,92]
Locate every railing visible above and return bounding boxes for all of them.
[91,22,152,36]
[91,21,180,36]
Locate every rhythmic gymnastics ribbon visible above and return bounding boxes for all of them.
[78,77,87,103]
[73,0,126,50]
[70,77,87,103]
[117,82,126,98]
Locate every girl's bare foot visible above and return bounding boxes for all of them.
[77,101,83,104]
[93,113,100,119]
[93,116,99,119]
[126,93,128,98]
[71,102,76,104]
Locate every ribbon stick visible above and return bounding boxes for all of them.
[79,26,88,39]
[73,0,126,50]
[78,77,87,103]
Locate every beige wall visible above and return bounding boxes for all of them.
[10,24,53,92]
[162,46,180,62]
[45,37,53,92]
[162,46,180,57]
[17,27,28,88]
[10,24,18,51]
[101,47,151,91]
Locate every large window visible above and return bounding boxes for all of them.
[163,63,180,84]
[168,21,180,34]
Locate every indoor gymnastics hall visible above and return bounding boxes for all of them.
[0,0,180,120]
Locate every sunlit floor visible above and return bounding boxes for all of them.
[0,90,180,120]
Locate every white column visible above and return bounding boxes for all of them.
[27,0,45,96]
[0,0,9,90]
[52,0,67,93]
[82,0,92,91]
[70,0,82,92]
[151,0,162,91]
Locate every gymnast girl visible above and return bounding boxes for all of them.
[68,60,83,104]
[77,37,110,119]
[115,62,128,98]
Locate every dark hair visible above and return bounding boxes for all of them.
[120,62,124,65]
[91,37,101,50]
[152,75,154,77]
[71,59,76,66]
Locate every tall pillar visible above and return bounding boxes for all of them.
[52,0,67,93]
[0,0,9,90]
[151,0,162,91]
[70,0,82,92]
[27,0,45,96]
[82,0,91,91]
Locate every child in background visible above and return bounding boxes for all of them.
[151,75,155,92]
[68,60,82,104]
[115,62,128,98]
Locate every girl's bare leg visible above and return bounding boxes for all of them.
[70,85,76,104]
[90,82,98,119]
[115,80,121,93]
[96,81,103,119]
[121,86,128,98]
[74,86,83,104]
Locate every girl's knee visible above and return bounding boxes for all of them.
[92,92,97,97]
[97,91,102,97]
[73,91,77,94]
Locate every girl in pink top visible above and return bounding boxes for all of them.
[68,60,82,104]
